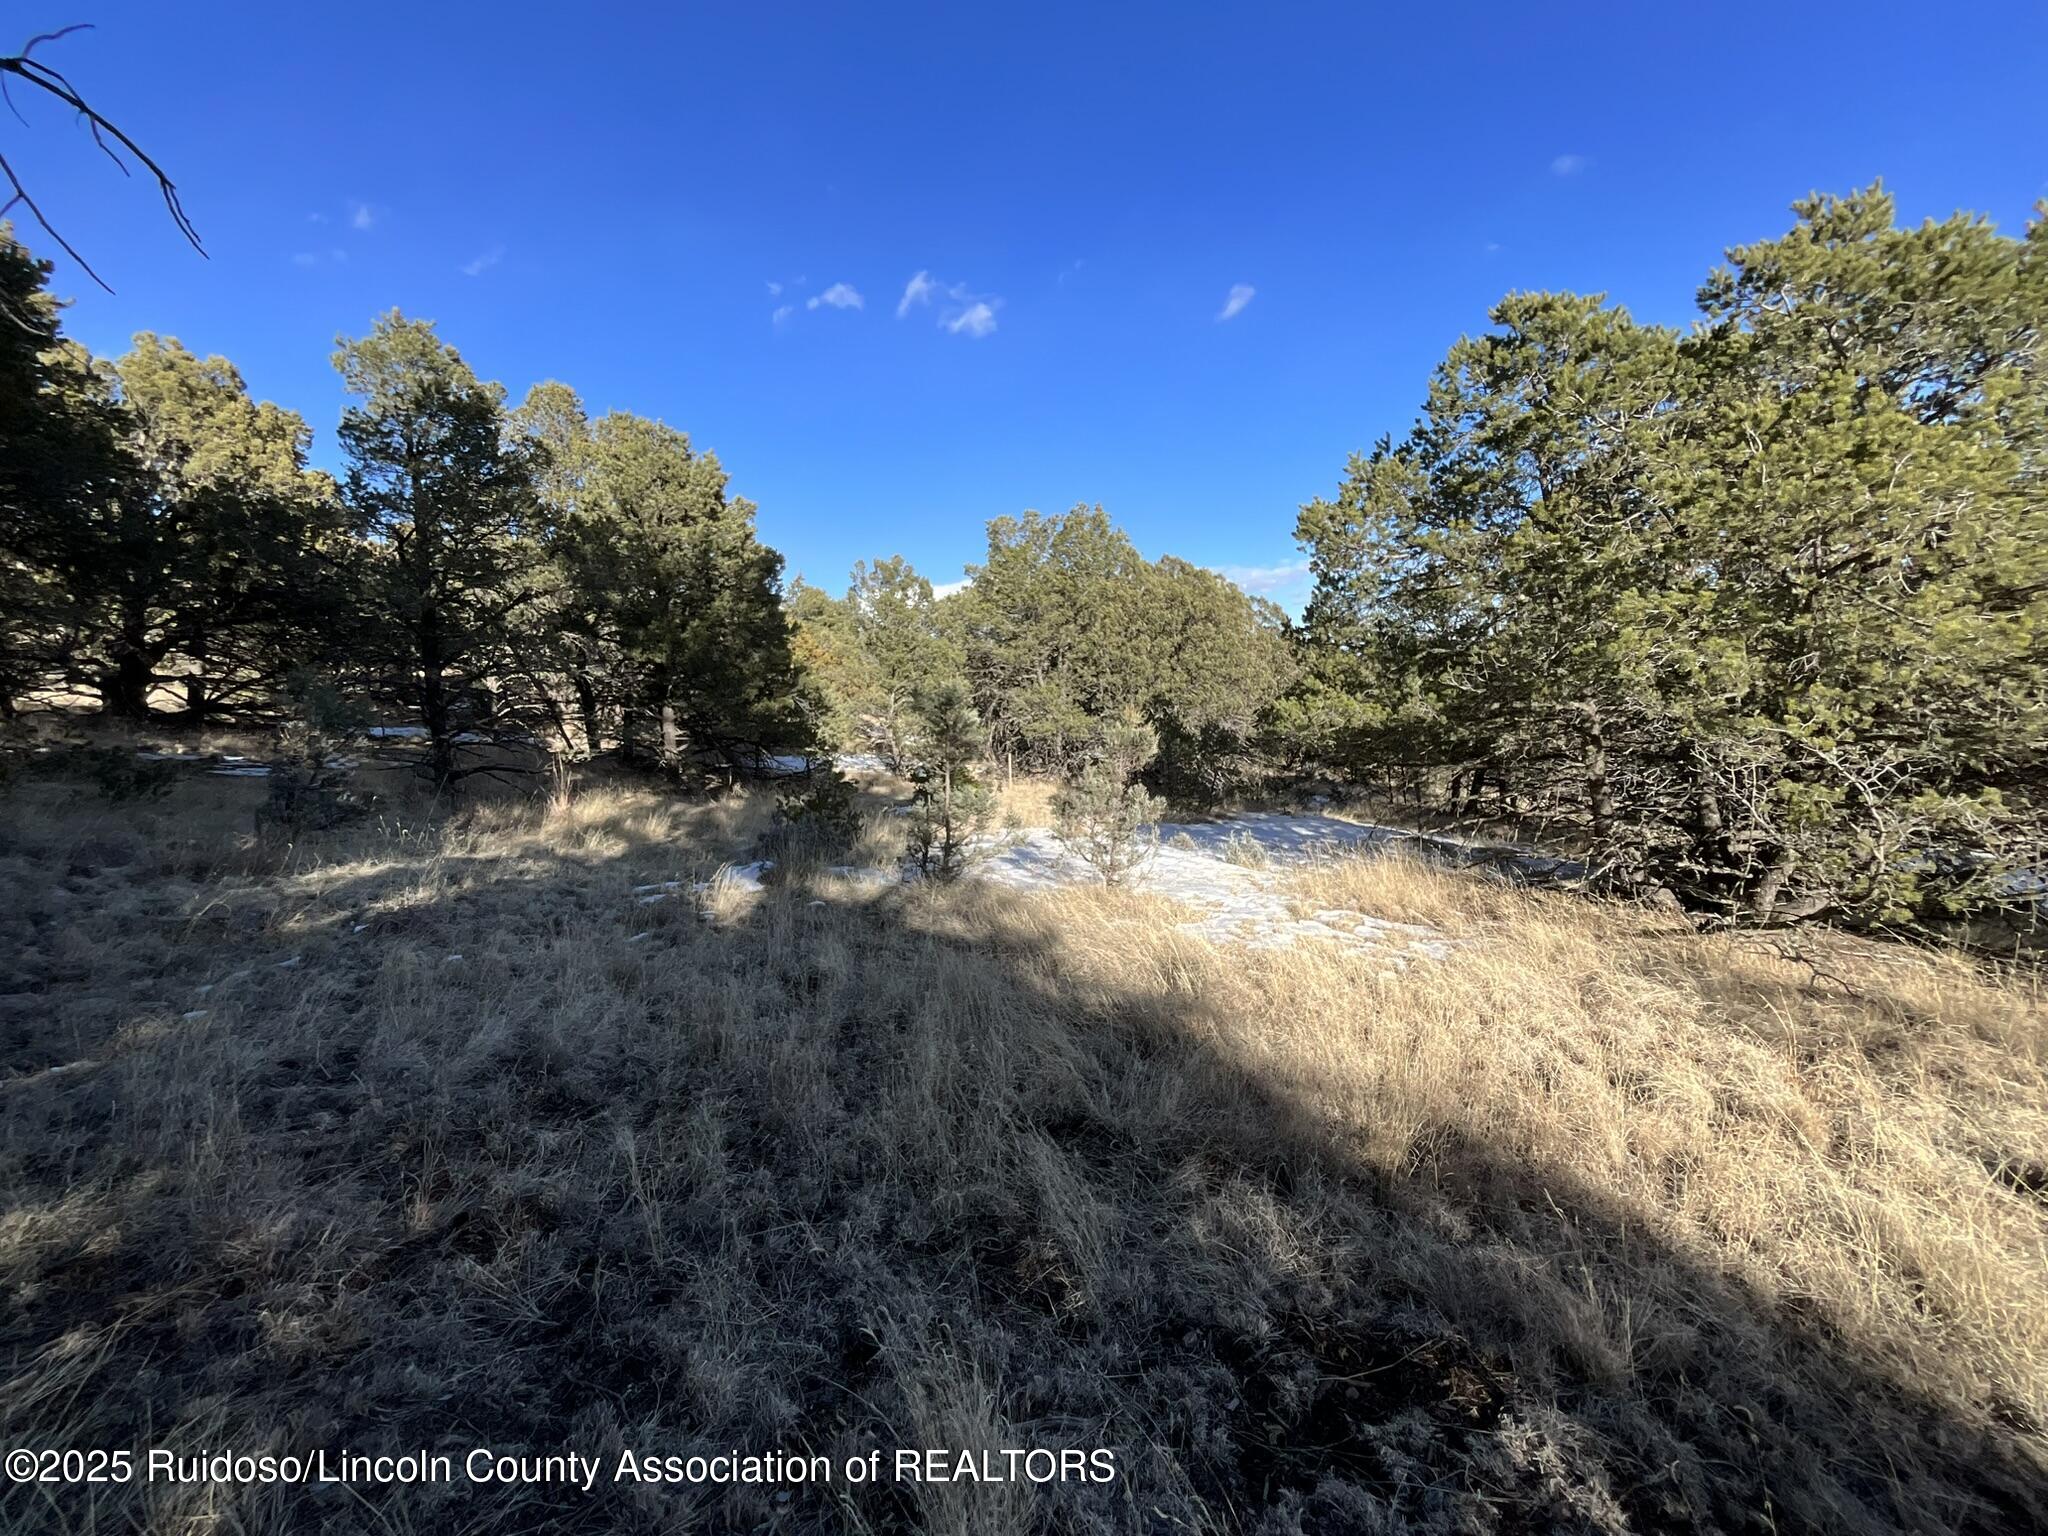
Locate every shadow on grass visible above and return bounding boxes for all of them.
[0,789,2042,1535]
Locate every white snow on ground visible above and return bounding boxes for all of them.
[967,813,1453,958]
[630,861,773,906]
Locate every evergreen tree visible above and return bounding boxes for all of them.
[1294,186,2048,931]
[3,269,342,721]
[953,505,1292,795]
[1053,712,1166,885]
[784,577,870,753]
[94,334,345,717]
[513,386,809,772]
[904,680,994,880]
[0,227,122,715]
[334,310,541,788]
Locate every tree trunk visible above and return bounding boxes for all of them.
[101,648,155,719]
[184,632,210,719]
[417,604,456,791]
[573,672,603,757]
[1749,847,1795,924]
[1582,706,1615,840]
[99,594,158,718]
[659,701,680,770]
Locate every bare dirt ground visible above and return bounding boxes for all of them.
[3,763,2045,1534]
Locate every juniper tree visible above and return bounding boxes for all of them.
[953,505,1291,794]
[512,390,809,774]
[90,334,345,717]
[2,257,343,720]
[1293,186,2048,932]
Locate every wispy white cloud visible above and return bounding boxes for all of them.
[349,200,377,231]
[808,282,864,311]
[899,270,1003,337]
[930,575,971,599]
[766,280,783,297]
[943,301,998,339]
[1216,558,1310,596]
[460,245,504,277]
[1216,282,1256,322]
[771,304,795,326]
[1550,153,1588,176]
[291,248,348,269]
[896,269,938,318]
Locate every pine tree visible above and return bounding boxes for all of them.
[334,311,541,788]
[1053,713,1166,884]
[904,680,994,880]
[0,227,122,715]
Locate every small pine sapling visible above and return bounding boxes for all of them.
[904,681,994,880]
[1053,713,1165,885]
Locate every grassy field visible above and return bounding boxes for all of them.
[2,760,2045,1534]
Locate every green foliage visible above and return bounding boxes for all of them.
[785,557,962,766]
[263,668,371,833]
[335,311,541,787]
[1053,714,1166,885]
[776,766,862,849]
[0,227,114,711]
[951,505,1293,797]
[903,680,994,880]
[511,385,809,770]
[1294,185,2048,931]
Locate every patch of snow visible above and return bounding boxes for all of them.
[835,753,891,774]
[365,725,428,740]
[625,931,652,943]
[630,861,774,909]
[965,813,1458,958]
[704,860,772,893]
[211,765,271,777]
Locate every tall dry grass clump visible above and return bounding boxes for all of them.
[1,775,2042,1534]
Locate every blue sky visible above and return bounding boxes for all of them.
[13,2,2047,612]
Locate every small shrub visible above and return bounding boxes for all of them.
[1053,715,1165,886]
[30,745,179,802]
[1221,830,1270,869]
[262,670,371,834]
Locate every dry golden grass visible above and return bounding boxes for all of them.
[1,774,2043,1534]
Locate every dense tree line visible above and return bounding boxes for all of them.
[791,506,1296,804]
[1,234,806,789]
[1293,186,2046,932]
[5,183,2042,935]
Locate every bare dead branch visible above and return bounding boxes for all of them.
[0,22,205,292]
